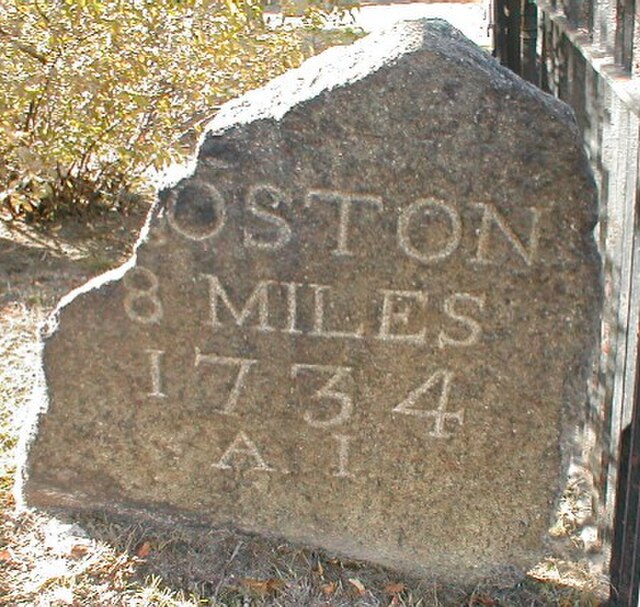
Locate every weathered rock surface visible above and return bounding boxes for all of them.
[22,19,601,582]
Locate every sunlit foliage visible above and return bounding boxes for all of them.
[0,0,352,220]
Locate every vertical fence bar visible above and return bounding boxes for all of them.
[614,0,636,72]
[610,325,640,605]
[493,0,523,73]
[609,148,640,601]
[506,0,522,72]
[493,0,537,82]
[493,0,508,65]
[521,0,538,82]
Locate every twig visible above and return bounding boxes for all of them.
[213,540,244,600]
[0,27,47,64]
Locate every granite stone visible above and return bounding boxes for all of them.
[22,19,601,582]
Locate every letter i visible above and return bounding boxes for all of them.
[146,349,167,398]
[284,282,303,334]
[332,434,355,478]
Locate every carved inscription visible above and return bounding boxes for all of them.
[291,364,354,428]
[305,189,384,257]
[398,198,462,264]
[195,275,484,346]
[473,203,540,266]
[123,267,163,324]
[167,182,226,241]
[126,189,543,476]
[244,184,292,250]
[214,431,275,472]
[332,434,355,478]
[145,349,166,398]
[201,274,274,332]
[309,284,365,340]
[142,349,470,475]
[165,184,543,267]
[194,348,257,415]
[438,293,485,349]
[284,281,303,334]
[378,289,429,344]
[393,370,464,439]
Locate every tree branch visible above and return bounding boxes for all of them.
[0,27,47,64]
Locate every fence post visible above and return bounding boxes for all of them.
[521,0,538,83]
[493,0,539,82]
[609,330,640,606]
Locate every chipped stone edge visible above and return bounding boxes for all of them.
[12,219,155,510]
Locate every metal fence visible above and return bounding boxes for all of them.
[490,2,640,605]
[492,0,538,81]
[493,0,640,78]
[610,371,640,606]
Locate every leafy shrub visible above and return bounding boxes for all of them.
[0,0,353,221]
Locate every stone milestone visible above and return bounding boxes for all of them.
[22,19,601,581]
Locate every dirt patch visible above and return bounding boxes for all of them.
[0,204,150,308]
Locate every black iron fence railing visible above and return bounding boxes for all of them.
[492,0,537,82]
[610,364,640,605]
[490,2,639,605]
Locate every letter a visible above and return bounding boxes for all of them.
[214,431,275,472]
